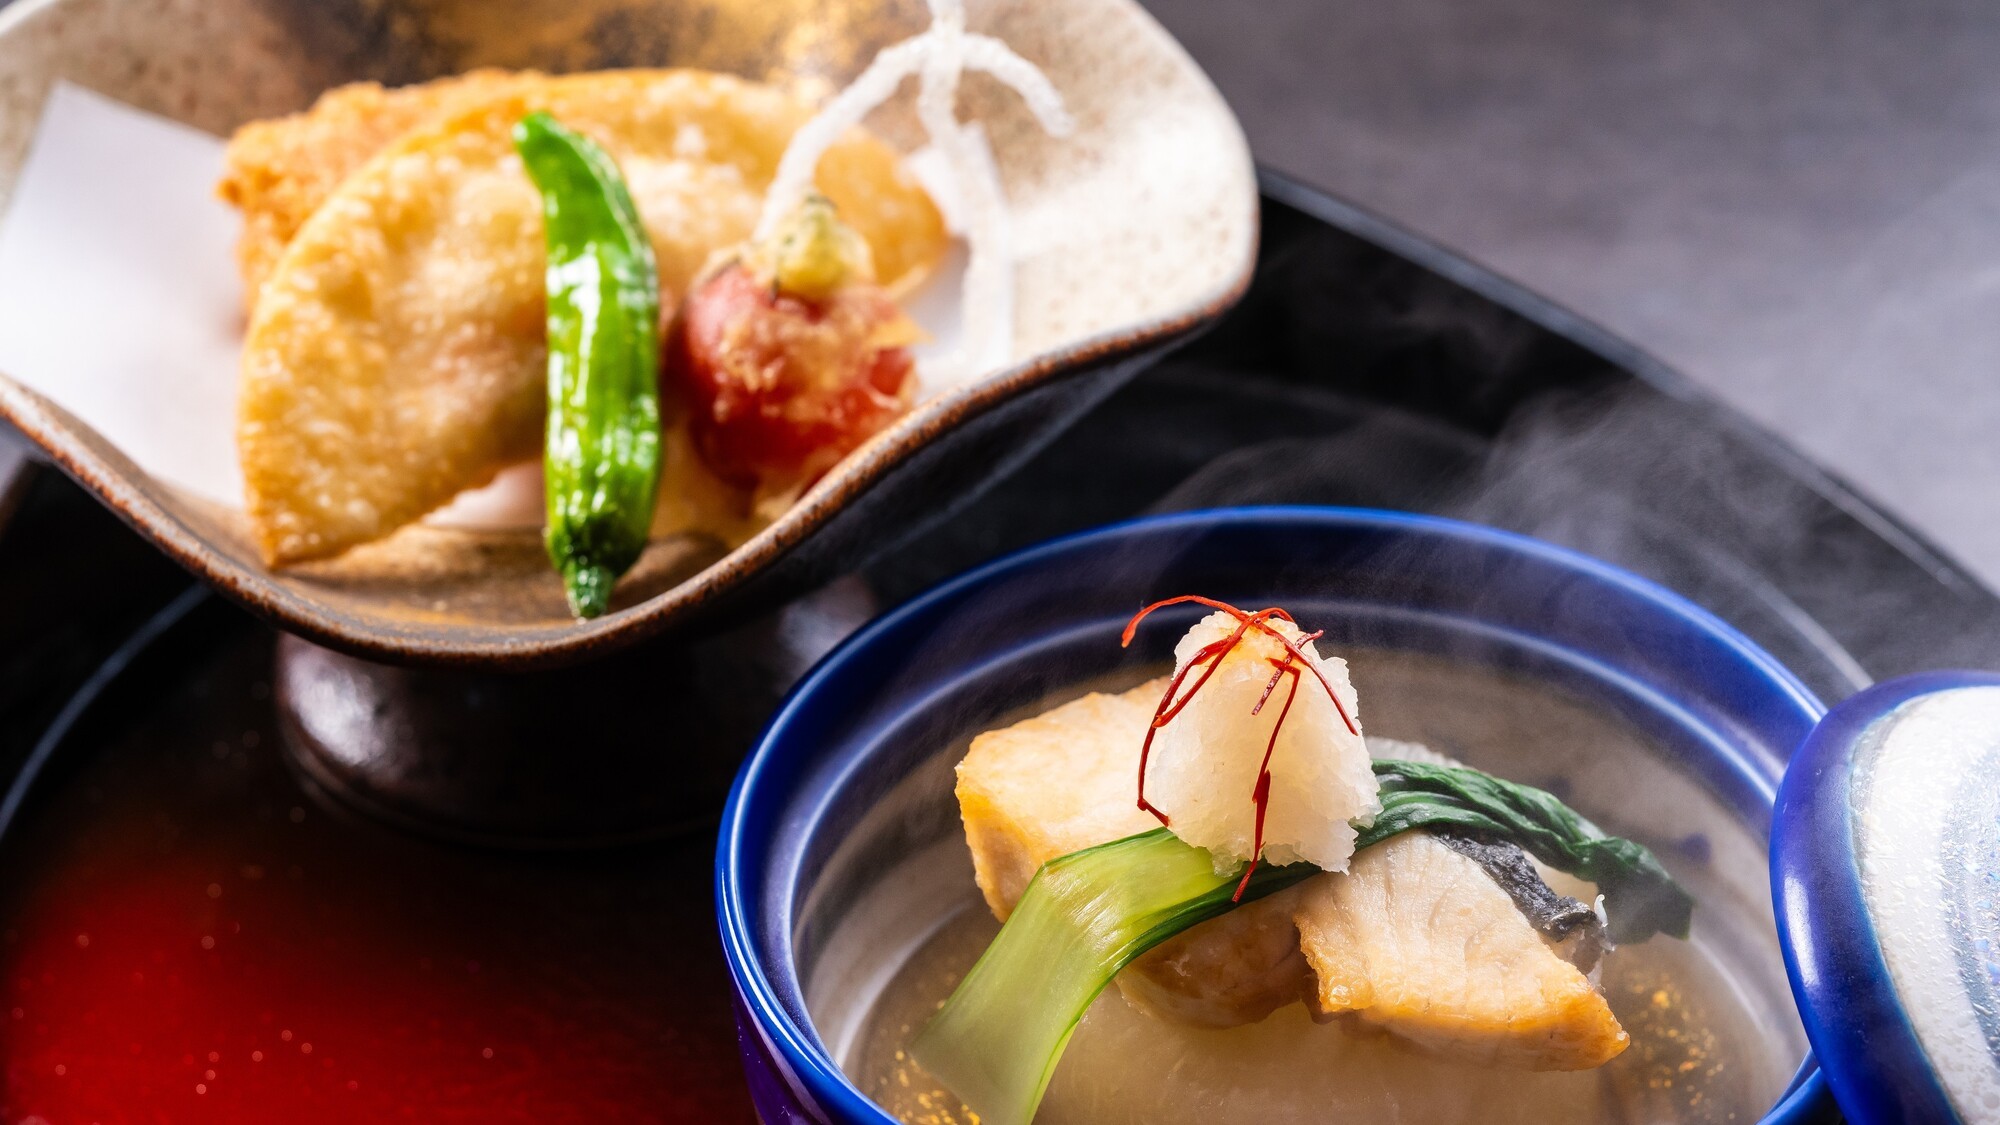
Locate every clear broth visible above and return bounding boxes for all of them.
[811,649,1806,1125]
[854,902,1783,1125]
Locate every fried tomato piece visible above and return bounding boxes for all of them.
[669,262,918,496]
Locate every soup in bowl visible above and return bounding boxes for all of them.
[717,507,1834,1124]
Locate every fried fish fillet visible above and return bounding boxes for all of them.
[957,684,1164,919]
[236,70,947,565]
[220,70,540,307]
[1296,832,1628,1069]
[953,680,1315,1028]
[955,679,1629,1068]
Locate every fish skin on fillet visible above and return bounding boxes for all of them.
[1296,833,1627,1069]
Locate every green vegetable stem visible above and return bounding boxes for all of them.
[912,830,1315,1125]
[513,111,662,619]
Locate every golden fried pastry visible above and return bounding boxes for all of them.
[236,70,947,565]
[219,69,540,306]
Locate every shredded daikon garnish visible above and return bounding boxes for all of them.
[756,0,1073,382]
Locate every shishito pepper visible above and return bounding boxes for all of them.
[513,111,662,619]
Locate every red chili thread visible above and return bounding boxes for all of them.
[1252,659,1289,715]
[1128,605,1291,822]
[1235,657,1302,899]
[1122,597,1359,900]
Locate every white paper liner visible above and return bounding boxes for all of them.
[0,83,244,506]
[0,82,1010,531]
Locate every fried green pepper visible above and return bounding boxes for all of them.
[513,111,662,619]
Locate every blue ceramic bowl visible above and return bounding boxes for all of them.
[717,507,1838,1124]
[1774,670,2000,1124]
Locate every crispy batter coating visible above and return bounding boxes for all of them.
[219,70,539,307]
[235,70,947,565]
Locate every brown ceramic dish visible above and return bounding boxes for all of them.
[0,0,1256,668]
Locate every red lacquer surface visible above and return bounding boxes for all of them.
[0,625,755,1124]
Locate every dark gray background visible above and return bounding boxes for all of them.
[1139,0,2000,589]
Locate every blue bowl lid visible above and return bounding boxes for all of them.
[1774,672,2000,1125]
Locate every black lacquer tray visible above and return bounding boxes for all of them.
[0,173,1990,1121]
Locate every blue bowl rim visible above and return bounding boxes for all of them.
[1772,669,1999,1125]
[716,504,1829,1124]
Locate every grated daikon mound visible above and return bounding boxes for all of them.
[1148,612,1378,874]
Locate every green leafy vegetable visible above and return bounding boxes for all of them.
[910,829,1312,1125]
[1364,758,1693,943]
[514,111,662,619]
[915,759,1692,1125]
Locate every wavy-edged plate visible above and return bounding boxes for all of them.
[0,0,1256,667]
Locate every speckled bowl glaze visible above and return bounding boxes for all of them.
[718,507,1841,1125]
[0,0,1257,667]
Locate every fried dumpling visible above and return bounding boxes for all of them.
[236,70,947,565]
[219,69,541,307]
